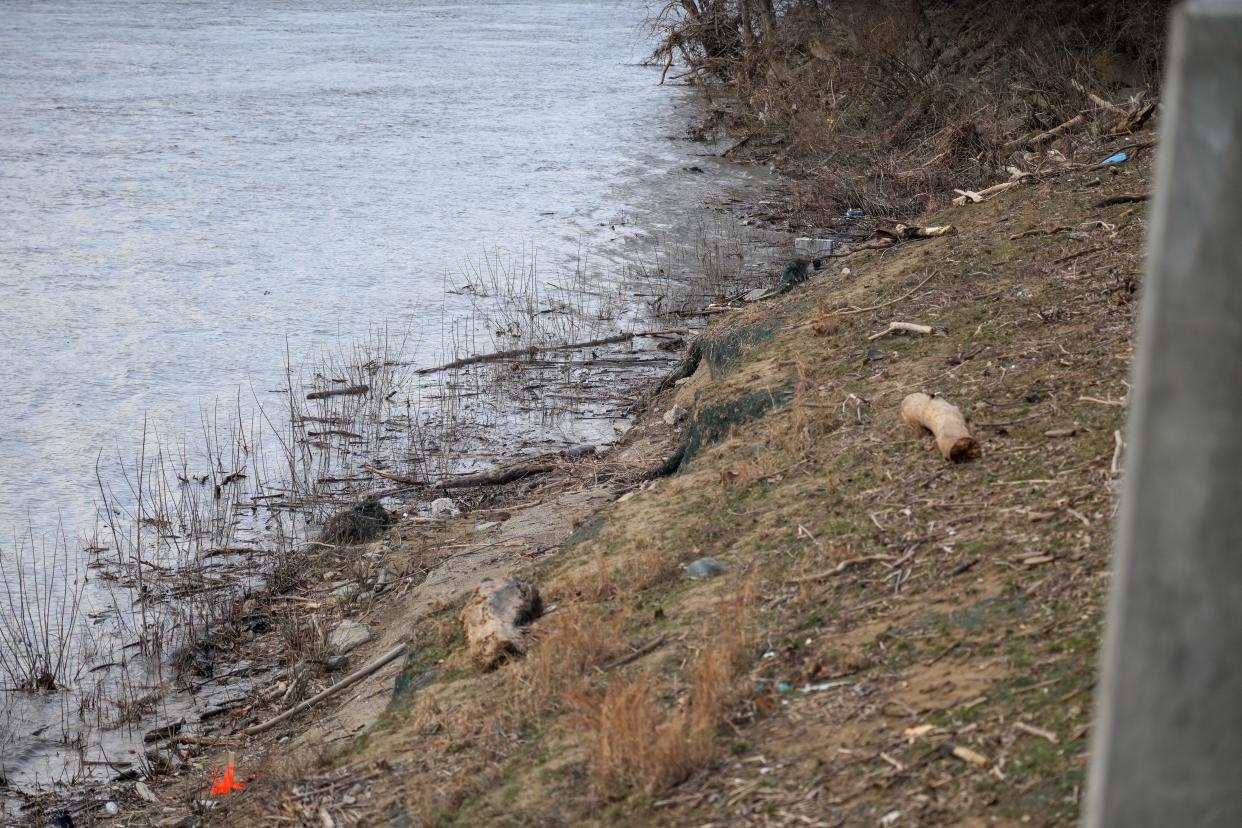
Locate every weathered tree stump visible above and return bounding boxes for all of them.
[460,577,543,670]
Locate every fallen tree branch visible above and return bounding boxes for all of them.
[597,635,668,672]
[1094,193,1150,208]
[434,456,557,489]
[307,385,369,401]
[900,393,980,462]
[868,321,933,341]
[1009,225,1073,240]
[244,642,409,736]
[415,328,689,376]
[362,466,424,486]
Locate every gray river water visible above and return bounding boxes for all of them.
[0,0,779,797]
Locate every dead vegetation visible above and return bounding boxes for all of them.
[651,0,1170,218]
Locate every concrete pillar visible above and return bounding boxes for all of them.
[1084,2,1242,827]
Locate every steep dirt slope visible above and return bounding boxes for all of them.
[115,132,1150,828]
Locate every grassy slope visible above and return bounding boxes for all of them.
[224,137,1150,828]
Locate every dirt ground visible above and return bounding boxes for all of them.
[62,130,1153,828]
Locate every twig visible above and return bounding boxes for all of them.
[597,635,668,672]
[834,271,939,317]
[1094,193,1149,208]
[1111,430,1124,476]
[785,555,900,584]
[1014,721,1059,744]
[244,642,409,736]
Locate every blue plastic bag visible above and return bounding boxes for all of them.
[1100,152,1129,165]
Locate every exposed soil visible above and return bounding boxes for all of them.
[30,128,1153,828]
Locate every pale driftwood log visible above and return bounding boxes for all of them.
[461,577,543,670]
[952,179,1025,206]
[868,321,933,341]
[900,393,980,462]
[243,642,408,736]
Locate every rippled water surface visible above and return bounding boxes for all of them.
[0,0,768,536]
[0,0,775,790]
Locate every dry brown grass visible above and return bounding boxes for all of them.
[518,604,627,716]
[566,580,756,801]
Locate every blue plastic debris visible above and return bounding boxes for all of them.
[776,681,794,694]
[846,208,865,218]
[1100,152,1129,165]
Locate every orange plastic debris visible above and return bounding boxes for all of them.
[210,760,246,796]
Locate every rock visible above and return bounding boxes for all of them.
[686,557,726,579]
[429,497,460,518]
[327,620,372,654]
[325,654,350,672]
[104,801,119,816]
[663,404,687,426]
[331,582,360,602]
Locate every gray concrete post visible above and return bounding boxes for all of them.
[1084,2,1242,827]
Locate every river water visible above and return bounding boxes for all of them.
[1,0,777,795]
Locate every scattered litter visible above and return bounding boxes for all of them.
[428,497,460,518]
[686,557,726,579]
[209,753,246,796]
[800,680,852,693]
[880,810,902,826]
[103,801,119,816]
[1068,231,1090,240]
[776,681,793,694]
[134,780,158,803]
[846,208,865,218]
[794,237,835,257]
[1100,151,1129,165]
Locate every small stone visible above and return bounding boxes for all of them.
[373,569,391,592]
[429,497,460,518]
[331,582,360,602]
[663,404,687,426]
[104,801,119,816]
[325,654,350,672]
[328,620,372,654]
[865,347,885,363]
[686,557,726,579]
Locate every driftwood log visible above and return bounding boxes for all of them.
[900,393,980,462]
[414,328,689,376]
[460,577,543,669]
[306,385,370,400]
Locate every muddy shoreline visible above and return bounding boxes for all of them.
[6,151,795,825]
